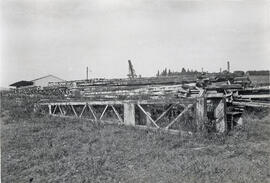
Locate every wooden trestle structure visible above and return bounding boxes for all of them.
[37,76,231,134]
[40,97,207,135]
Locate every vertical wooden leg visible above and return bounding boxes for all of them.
[215,98,227,133]
[124,103,135,126]
[49,105,52,115]
[196,97,206,132]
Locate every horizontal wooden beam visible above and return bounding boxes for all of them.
[39,98,198,106]
[232,101,270,108]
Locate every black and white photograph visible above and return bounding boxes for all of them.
[1,0,270,182]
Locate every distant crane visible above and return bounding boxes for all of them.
[127,60,137,79]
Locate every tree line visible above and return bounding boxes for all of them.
[156,68,199,77]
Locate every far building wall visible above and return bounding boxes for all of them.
[32,75,64,88]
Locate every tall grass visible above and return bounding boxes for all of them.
[1,95,270,182]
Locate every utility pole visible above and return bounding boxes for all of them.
[227,61,230,73]
[86,66,89,80]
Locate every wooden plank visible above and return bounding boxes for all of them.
[51,76,197,88]
[134,125,188,135]
[206,93,224,98]
[237,94,270,99]
[40,98,197,106]
[232,101,270,108]
[206,84,242,90]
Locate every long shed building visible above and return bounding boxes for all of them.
[10,75,64,89]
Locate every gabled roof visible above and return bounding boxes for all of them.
[10,75,65,87]
[31,74,64,82]
[10,80,33,87]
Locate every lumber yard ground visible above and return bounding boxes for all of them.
[1,96,270,183]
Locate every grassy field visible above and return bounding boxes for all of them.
[1,96,270,182]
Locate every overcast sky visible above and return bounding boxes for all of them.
[1,0,269,87]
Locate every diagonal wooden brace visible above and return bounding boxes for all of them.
[100,105,108,120]
[79,104,87,118]
[110,105,124,124]
[88,104,97,121]
[52,105,57,114]
[137,104,159,128]
[58,105,64,116]
[70,105,78,117]
[165,103,194,130]
[155,104,174,123]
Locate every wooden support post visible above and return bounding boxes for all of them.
[49,105,52,115]
[124,103,135,126]
[215,98,227,133]
[196,97,207,132]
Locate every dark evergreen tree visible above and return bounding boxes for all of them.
[181,68,186,73]
[156,70,160,77]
